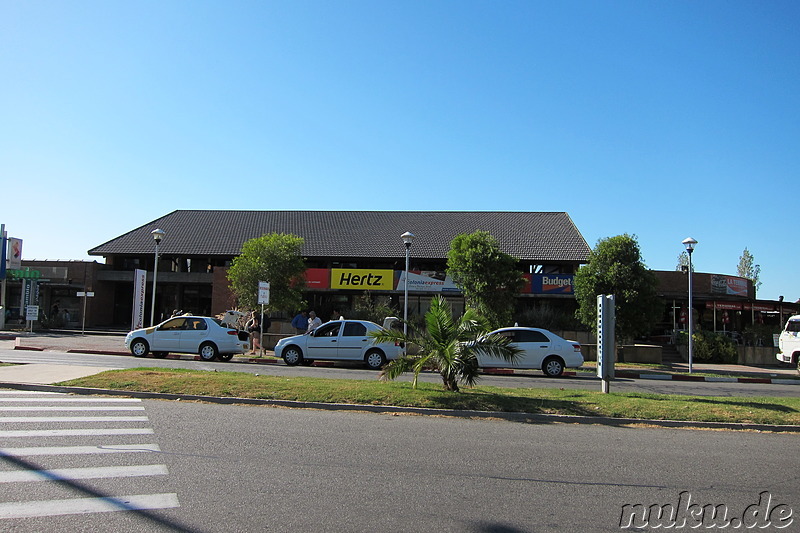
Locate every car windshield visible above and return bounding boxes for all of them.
[786,320,800,333]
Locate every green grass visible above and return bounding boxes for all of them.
[58,368,800,427]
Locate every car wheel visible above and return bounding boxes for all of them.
[218,353,233,362]
[130,339,149,357]
[153,352,168,359]
[542,356,565,377]
[282,345,303,366]
[199,342,219,361]
[365,349,386,370]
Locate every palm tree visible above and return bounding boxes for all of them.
[369,295,521,392]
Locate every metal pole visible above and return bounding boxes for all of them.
[687,249,694,373]
[150,241,159,327]
[403,243,410,337]
[82,293,87,335]
[0,224,6,331]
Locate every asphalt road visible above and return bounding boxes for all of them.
[1,396,797,532]
[1,347,799,398]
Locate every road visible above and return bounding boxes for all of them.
[0,394,797,532]
[1,347,798,398]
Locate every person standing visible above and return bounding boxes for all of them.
[291,310,308,334]
[307,310,321,332]
[246,313,261,354]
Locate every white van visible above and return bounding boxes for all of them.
[776,315,800,366]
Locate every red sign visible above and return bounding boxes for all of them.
[304,268,330,289]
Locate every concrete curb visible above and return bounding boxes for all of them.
[1,381,798,433]
[9,344,800,384]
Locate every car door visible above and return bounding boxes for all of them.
[337,321,370,360]
[179,317,209,353]
[512,329,552,368]
[306,321,342,360]
[153,317,185,351]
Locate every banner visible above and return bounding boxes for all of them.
[331,268,394,290]
[131,269,147,330]
[711,275,748,297]
[528,274,574,294]
[8,238,22,270]
[395,270,460,292]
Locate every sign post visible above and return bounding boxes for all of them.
[597,294,616,393]
[25,305,39,333]
[77,291,94,335]
[258,281,270,352]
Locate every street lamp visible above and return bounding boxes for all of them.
[401,232,415,338]
[682,237,697,373]
[150,228,165,326]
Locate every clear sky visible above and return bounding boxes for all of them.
[2,1,797,301]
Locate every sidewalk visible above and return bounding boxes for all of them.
[1,331,798,385]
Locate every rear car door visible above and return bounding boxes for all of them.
[179,317,210,352]
[337,321,370,360]
[513,329,552,368]
[306,322,342,359]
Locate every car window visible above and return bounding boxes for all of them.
[515,330,549,343]
[343,322,367,337]
[315,323,341,337]
[186,318,207,330]
[786,321,800,333]
[160,318,186,331]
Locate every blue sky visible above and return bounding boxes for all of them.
[2,1,797,301]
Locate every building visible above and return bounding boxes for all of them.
[83,210,590,327]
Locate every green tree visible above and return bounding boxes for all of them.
[574,234,663,341]
[446,231,525,328]
[737,247,762,296]
[676,251,692,272]
[369,295,521,392]
[227,233,307,312]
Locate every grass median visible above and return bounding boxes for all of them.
[58,368,800,427]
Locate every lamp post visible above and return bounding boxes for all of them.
[401,232,415,338]
[682,237,697,373]
[150,228,165,327]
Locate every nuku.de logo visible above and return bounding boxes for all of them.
[619,491,793,529]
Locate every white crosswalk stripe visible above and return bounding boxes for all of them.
[0,390,180,522]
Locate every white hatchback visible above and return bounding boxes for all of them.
[275,319,401,369]
[125,316,249,361]
[476,327,583,377]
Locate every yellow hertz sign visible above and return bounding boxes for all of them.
[331,269,394,290]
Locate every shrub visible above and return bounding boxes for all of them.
[683,331,738,364]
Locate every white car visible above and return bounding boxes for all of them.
[275,319,401,369]
[476,327,584,377]
[777,315,800,366]
[125,316,250,361]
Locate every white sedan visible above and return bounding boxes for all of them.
[275,319,401,370]
[125,316,250,361]
[476,327,584,377]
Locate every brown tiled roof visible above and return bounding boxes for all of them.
[88,210,590,263]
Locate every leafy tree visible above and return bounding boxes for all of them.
[737,247,762,296]
[227,233,306,312]
[369,295,521,392]
[676,251,692,272]
[573,234,662,341]
[446,231,525,328]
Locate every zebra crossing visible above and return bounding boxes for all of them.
[0,390,180,522]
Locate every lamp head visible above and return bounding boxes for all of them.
[401,231,415,248]
[682,237,697,253]
[152,228,166,246]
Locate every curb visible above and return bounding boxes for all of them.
[9,345,800,384]
[1,381,798,433]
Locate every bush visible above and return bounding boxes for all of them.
[742,324,780,347]
[677,331,737,363]
[351,293,399,325]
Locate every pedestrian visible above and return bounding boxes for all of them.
[246,313,261,354]
[291,310,308,334]
[63,309,71,323]
[331,309,344,321]
[307,310,321,332]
